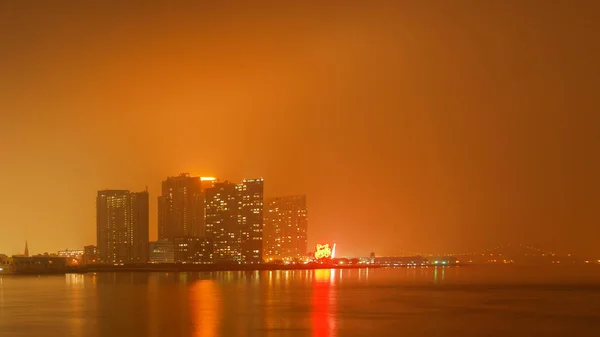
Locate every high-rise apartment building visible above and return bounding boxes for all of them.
[204,178,265,263]
[264,195,307,261]
[205,181,241,262]
[239,178,264,263]
[158,173,204,241]
[96,189,149,263]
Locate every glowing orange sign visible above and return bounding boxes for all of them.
[314,244,332,259]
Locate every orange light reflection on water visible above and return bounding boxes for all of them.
[189,280,220,337]
[65,274,84,337]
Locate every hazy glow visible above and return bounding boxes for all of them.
[200,177,216,181]
[0,2,598,256]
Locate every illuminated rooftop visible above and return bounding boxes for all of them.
[243,178,264,183]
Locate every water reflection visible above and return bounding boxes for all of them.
[312,269,337,337]
[433,266,447,284]
[265,271,275,331]
[2,268,600,337]
[96,273,156,337]
[65,274,86,337]
[189,280,220,337]
[66,273,85,287]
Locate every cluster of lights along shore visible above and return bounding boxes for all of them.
[95,173,309,265]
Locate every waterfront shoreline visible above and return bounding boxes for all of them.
[0,263,383,275]
[81,263,381,274]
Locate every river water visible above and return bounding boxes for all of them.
[1,266,600,337]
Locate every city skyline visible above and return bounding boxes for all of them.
[93,174,283,264]
[2,172,312,257]
[4,166,598,258]
[4,166,597,259]
[2,2,599,336]
[1,1,598,258]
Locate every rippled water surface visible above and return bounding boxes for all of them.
[1,266,600,337]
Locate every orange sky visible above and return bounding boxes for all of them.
[1,1,599,257]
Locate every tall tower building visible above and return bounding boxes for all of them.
[158,173,204,241]
[264,195,307,261]
[205,181,241,262]
[239,178,264,263]
[96,189,149,263]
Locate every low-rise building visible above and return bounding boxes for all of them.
[10,256,68,274]
[0,254,10,274]
[149,240,174,263]
[58,249,84,265]
[83,245,98,264]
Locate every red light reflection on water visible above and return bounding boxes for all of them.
[312,269,337,337]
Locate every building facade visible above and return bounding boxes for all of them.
[83,245,98,264]
[0,254,10,274]
[264,195,307,261]
[149,240,174,263]
[58,249,84,259]
[205,181,242,262]
[239,178,264,263]
[96,189,149,264]
[174,237,213,264]
[58,249,84,265]
[158,173,205,241]
[204,178,265,263]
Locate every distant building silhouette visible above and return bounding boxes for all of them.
[374,256,428,266]
[24,241,29,257]
[264,195,307,261]
[96,189,149,263]
[11,256,67,274]
[158,173,205,241]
